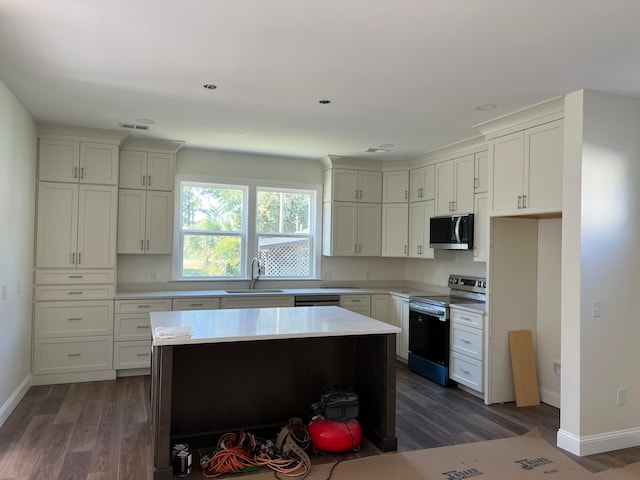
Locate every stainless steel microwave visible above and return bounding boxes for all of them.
[429,214,474,250]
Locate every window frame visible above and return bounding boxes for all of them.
[172,174,322,281]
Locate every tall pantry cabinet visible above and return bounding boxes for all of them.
[33,134,121,385]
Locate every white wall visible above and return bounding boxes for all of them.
[405,251,486,288]
[536,218,562,407]
[559,90,640,455]
[0,81,37,424]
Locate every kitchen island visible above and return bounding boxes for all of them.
[149,305,400,480]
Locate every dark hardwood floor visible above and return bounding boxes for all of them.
[1,363,639,479]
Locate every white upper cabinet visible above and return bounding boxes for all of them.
[381,203,408,257]
[408,200,435,259]
[117,190,174,254]
[409,165,435,202]
[119,150,175,191]
[327,168,382,203]
[36,182,118,268]
[489,119,563,215]
[434,154,475,216]
[322,202,381,256]
[38,138,119,185]
[474,151,488,193]
[382,171,409,203]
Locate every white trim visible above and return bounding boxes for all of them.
[557,427,640,456]
[540,387,561,409]
[0,375,32,428]
[116,368,150,377]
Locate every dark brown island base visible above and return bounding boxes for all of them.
[148,305,400,480]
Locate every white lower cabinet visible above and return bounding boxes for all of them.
[370,294,390,323]
[173,297,221,311]
[449,307,485,392]
[34,336,113,376]
[339,294,371,317]
[114,299,172,370]
[390,295,409,361]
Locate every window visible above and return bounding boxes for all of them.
[175,178,319,280]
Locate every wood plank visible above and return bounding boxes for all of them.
[508,330,541,407]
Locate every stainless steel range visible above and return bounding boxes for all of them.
[408,275,487,386]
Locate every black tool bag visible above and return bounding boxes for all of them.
[311,385,360,420]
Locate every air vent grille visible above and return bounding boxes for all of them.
[363,147,390,153]
[119,122,151,131]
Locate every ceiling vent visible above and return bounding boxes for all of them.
[119,122,151,131]
[363,147,390,153]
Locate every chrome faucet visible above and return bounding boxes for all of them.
[250,256,262,289]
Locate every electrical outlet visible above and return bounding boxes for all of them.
[592,300,602,317]
[617,388,626,407]
[1,284,7,301]
[364,271,371,280]
[552,361,561,377]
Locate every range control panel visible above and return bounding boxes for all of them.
[448,275,487,293]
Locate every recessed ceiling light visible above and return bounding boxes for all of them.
[379,144,394,149]
[203,84,218,90]
[136,118,155,125]
[475,103,497,111]
[319,99,331,104]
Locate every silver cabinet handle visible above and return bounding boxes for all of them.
[404,190,408,200]
[404,245,407,254]
[190,303,203,307]
[461,338,472,344]
[522,194,527,208]
[418,187,423,198]
[80,167,84,179]
[137,305,151,308]
[68,275,83,278]
[141,240,144,251]
[67,317,82,321]
[518,196,522,208]
[77,253,81,264]
[146,239,150,250]
[137,352,150,357]
[71,252,75,264]
[474,178,479,188]
[142,175,146,186]
[67,353,82,357]
[68,291,83,295]
[459,368,471,375]
[354,190,358,200]
[148,175,151,187]
[74,166,78,178]
[136,325,150,329]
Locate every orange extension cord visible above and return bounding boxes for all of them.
[201,431,310,479]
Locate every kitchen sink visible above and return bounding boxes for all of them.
[224,289,284,294]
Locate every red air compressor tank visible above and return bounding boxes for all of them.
[308,417,362,454]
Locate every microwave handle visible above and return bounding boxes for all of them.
[454,216,461,243]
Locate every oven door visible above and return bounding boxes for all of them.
[408,302,449,367]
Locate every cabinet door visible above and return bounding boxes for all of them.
[371,295,390,323]
[77,185,118,268]
[392,296,409,361]
[36,182,78,268]
[382,171,408,203]
[475,151,488,193]
[525,120,563,213]
[332,169,359,201]
[145,191,174,254]
[357,203,381,256]
[489,132,525,214]
[79,143,119,185]
[410,165,435,202]
[359,170,382,203]
[435,160,455,216]
[117,189,146,254]
[330,202,358,255]
[119,150,147,189]
[453,154,475,214]
[473,193,488,263]
[147,153,175,191]
[381,203,408,257]
[38,139,79,183]
[408,202,425,257]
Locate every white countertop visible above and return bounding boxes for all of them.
[150,305,401,346]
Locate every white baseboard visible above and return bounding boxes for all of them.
[557,426,640,456]
[0,374,32,428]
[540,387,560,409]
[116,368,150,377]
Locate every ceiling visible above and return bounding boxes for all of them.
[2,1,640,161]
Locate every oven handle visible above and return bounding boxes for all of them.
[409,302,447,319]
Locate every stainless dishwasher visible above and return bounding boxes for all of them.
[294,294,341,307]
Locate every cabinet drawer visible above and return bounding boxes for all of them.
[451,323,483,360]
[115,299,172,314]
[34,336,113,375]
[35,284,115,301]
[34,300,114,338]
[114,341,152,369]
[114,314,152,341]
[450,308,483,329]
[172,297,220,311]
[35,269,115,285]
[220,295,294,309]
[450,351,483,392]
[340,295,371,307]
